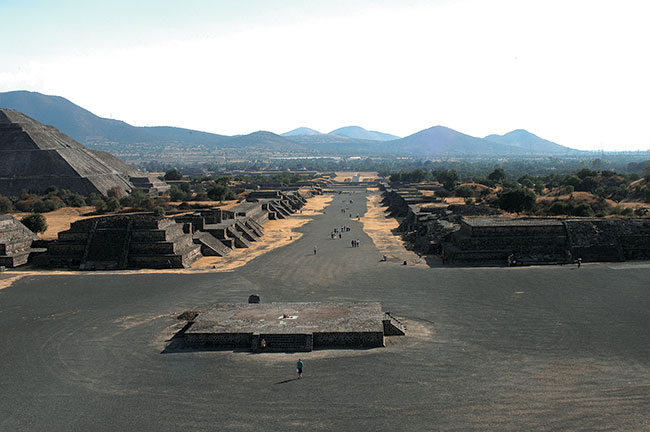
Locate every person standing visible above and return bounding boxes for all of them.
[296,359,304,378]
[313,246,317,255]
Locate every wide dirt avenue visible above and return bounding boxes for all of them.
[0,187,648,431]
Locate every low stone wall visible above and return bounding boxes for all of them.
[312,331,384,348]
[184,332,252,349]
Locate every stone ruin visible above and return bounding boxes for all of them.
[20,188,309,270]
[174,191,307,257]
[0,215,39,268]
[382,183,650,265]
[0,109,169,196]
[34,215,201,269]
[179,302,406,352]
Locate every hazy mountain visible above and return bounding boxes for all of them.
[485,129,578,154]
[329,125,399,141]
[390,126,530,157]
[0,90,580,159]
[282,127,321,136]
[0,90,227,148]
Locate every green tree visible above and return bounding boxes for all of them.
[499,188,536,213]
[0,196,14,212]
[21,213,48,234]
[105,197,121,212]
[164,168,183,181]
[152,206,166,217]
[488,168,507,183]
[454,186,474,198]
[434,169,460,190]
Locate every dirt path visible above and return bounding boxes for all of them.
[360,191,426,266]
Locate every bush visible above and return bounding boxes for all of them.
[105,197,121,212]
[164,168,183,181]
[21,213,47,234]
[107,186,124,199]
[548,201,570,215]
[571,203,594,217]
[454,186,474,198]
[152,206,166,217]
[0,196,14,212]
[488,168,506,182]
[499,188,536,213]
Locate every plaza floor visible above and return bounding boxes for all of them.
[0,187,648,431]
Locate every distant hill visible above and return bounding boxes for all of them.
[282,127,321,136]
[0,90,228,149]
[485,129,578,154]
[0,90,581,160]
[329,126,399,141]
[221,131,305,152]
[390,126,529,157]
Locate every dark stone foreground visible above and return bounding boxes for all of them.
[0,187,649,431]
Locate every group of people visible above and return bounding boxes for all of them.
[351,239,361,247]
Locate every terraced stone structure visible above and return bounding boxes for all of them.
[35,215,201,269]
[175,191,306,255]
[183,302,405,352]
[442,217,650,265]
[0,215,38,268]
[0,109,168,196]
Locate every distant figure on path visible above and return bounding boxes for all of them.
[577,257,582,268]
[296,359,304,378]
[313,246,317,255]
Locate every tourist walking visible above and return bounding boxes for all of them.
[296,359,303,378]
[313,246,317,255]
[577,257,582,268]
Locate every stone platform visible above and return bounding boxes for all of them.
[183,302,404,352]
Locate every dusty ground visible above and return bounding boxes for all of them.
[361,192,425,266]
[11,206,97,240]
[2,187,648,431]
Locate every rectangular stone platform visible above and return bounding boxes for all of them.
[184,302,388,352]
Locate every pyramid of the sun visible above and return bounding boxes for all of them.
[0,109,168,196]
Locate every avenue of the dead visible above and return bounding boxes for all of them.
[1,188,648,431]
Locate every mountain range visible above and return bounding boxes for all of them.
[0,90,581,160]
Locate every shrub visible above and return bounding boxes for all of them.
[107,186,124,199]
[21,213,47,234]
[105,197,121,212]
[499,188,536,213]
[571,203,594,217]
[0,196,14,212]
[152,206,166,217]
[454,186,474,198]
[164,168,183,181]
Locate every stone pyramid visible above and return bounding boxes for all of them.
[0,109,167,196]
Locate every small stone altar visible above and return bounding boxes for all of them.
[183,302,405,352]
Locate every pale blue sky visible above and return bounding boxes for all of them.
[1,0,649,150]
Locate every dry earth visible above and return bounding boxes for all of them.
[360,191,425,266]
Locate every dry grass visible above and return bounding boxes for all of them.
[11,206,97,240]
[361,193,426,266]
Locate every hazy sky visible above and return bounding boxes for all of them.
[1,0,649,150]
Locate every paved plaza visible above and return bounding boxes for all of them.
[0,187,649,431]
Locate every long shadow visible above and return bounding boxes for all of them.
[275,378,300,385]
